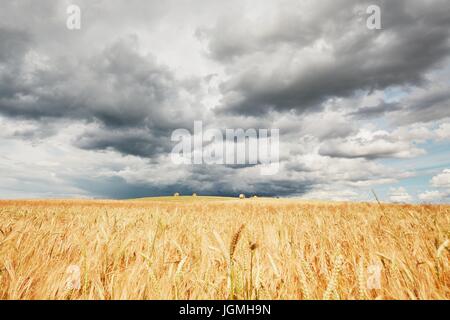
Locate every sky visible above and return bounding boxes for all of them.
[0,0,449,202]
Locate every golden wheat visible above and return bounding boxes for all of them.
[0,198,448,300]
[229,224,245,262]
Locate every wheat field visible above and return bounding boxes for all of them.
[0,197,449,300]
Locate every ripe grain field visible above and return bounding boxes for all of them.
[0,197,449,300]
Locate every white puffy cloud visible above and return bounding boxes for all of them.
[415,169,450,203]
[319,129,426,159]
[300,188,359,202]
[436,123,450,140]
[389,187,413,203]
[431,169,450,189]
[418,190,448,202]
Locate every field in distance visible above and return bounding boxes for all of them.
[0,197,449,300]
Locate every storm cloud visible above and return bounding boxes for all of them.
[0,0,449,201]
[201,0,450,116]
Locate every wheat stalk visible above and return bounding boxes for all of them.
[299,268,311,300]
[229,224,245,262]
[357,259,366,300]
[323,254,344,300]
[227,224,245,299]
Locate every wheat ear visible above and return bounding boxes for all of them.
[230,224,245,262]
[323,254,344,300]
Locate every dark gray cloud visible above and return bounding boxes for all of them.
[350,86,450,122]
[71,165,312,199]
[0,34,181,123]
[75,126,172,158]
[0,29,203,157]
[0,0,449,200]
[0,27,31,64]
[71,176,191,199]
[201,0,450,116]
[349,101,401,119]
[170,165,313,197]
[394,87,450,125]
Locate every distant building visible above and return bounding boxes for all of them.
[174,193,180,197]
[192,193,197,197]
[239,194,246,199]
